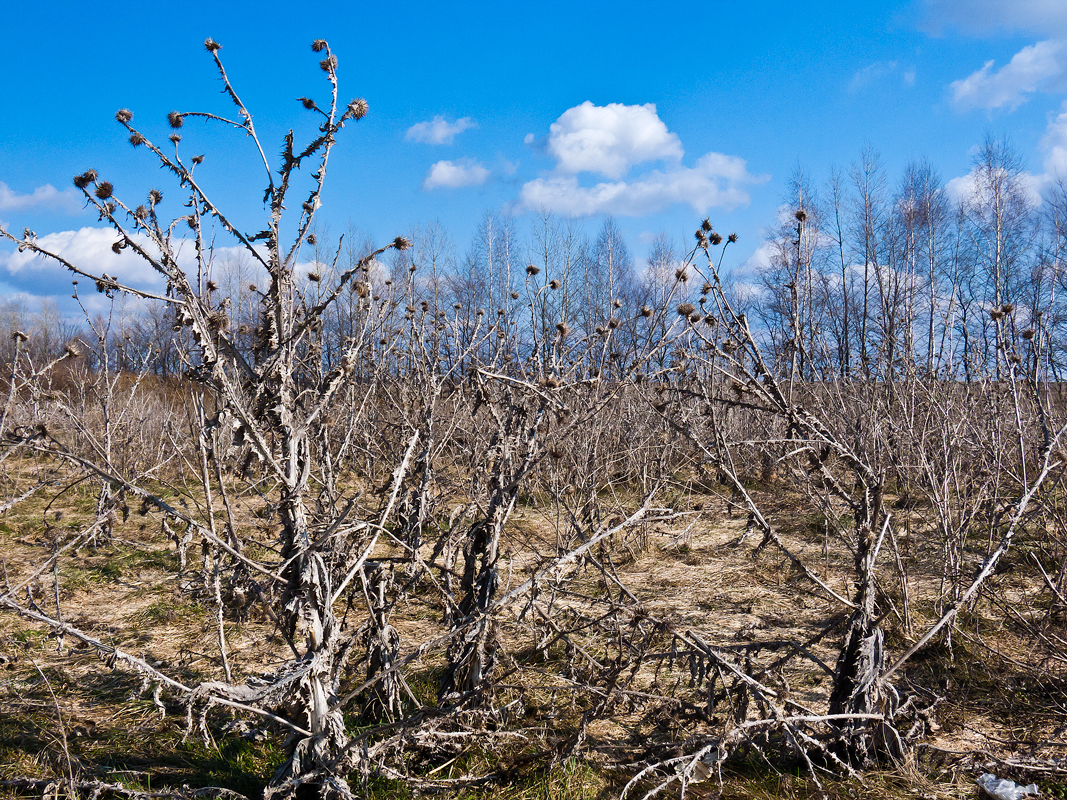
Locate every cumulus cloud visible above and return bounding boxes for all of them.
[520,152,765,217]
[921,0,1067,36]
[422,159,491,190]
[546,102,683,179]
[951,39,1067,111]
[405,116,477,145]
[519,102,765,217]
[0,182,84,215]
[2,227,174,291]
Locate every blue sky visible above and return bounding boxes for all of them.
[4,0,1067,314]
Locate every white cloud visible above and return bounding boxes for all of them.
[405,116,477,145]
[0,228,264,295]
[950,39,1067,110]
[1041,101,1067,178]
[944,166,1043,209]
[546,102,683,179]
[0,182,84,215]
[422,159,491,190]
[921,0,1067,36]
[518,102,765,217]
[850,61,902,92]
[519,152,766,217]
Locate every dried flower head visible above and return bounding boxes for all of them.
[115,108,133,123]
[355,281,370,298]
[319,54,338,73]
[348,98,368,119]
[701,218,713,232]
[129,133,146,147]
[1022,328,1035,340]
[206,280,218,292]
[607,317,620,329]
[11,330,27,343]
[64,341,81,358]
[73,170,97,189]
[549,279,561,290]
[111,239,126,254]
[675,268,688,282]
[526,263,540,276]
[311,39,327,52]
[795,209,807,222]
[168,111,184,129]
[204,38,221,52]
[612,298,622,308]
[393,236,412,251]
[728,232,738,243]
[134,205,148,220]
[556,321,570,338]
[307,271,321,282]
[990,308,1004,321]
[149,189,163,205]
[640,306,652,317]
[1001,303,1015,314]
[94,181,114,200]
[510,291,520,300]
[453,302,462,310]
[709,232,723,245]
[191,154,204,165]
[677,302,696,317]
[168,134,182,145]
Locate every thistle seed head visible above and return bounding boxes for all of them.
[393,236,412,251]
[677,302,696,317]
[526,263,540,276]
[204,38,221,52]
[307,271,321,282]
[94,181,114,200]
[149,189,163,205]
[1022,328,1035,340]
[640,305,652,317]
[319,54,338,73]
[168,111,184,129]
[556,321,570,338]
[795,209,807,222]
[191,155,204,165]
[701,218,713,232]
[129,133,145,147]
[11,330,27,343]
[709,232,723,245]
[549,279,561,290]
[73,170,97,189]
[115,108,133,123]
[348,98,368,119]
[311,39,328,52]
[728,232,738,243]
[675,268,688,282]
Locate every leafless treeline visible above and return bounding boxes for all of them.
[2,41,1067,800]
